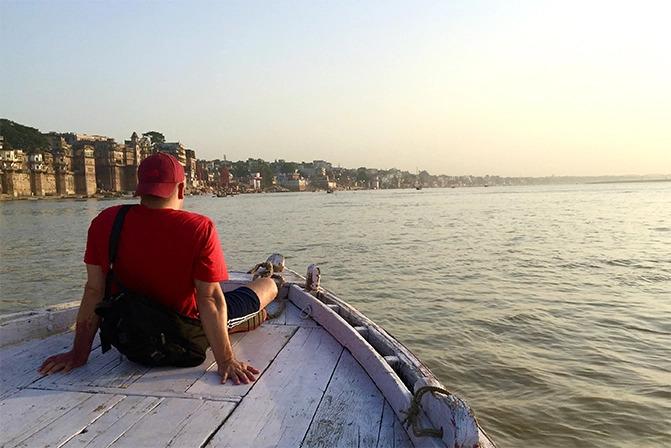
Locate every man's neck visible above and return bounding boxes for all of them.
[140,196,180,210]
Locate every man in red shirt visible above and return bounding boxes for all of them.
[38,153,277,385]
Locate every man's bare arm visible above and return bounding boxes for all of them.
[38,264,105,374]
[194,279,259,384]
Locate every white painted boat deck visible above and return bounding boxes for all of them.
[0,300,412,447]
[0,270,495,448]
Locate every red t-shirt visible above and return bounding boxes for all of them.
[84,205,228,319]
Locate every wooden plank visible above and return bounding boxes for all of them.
[0,330,74,362]
[264,300,320,327]
[0,389,94,446]
[162,400,237,447]
[119,326,286,397]
[264,299,287,325]
[15,393,125,448]
[32,347,121,388]
[0,331,78,398]
[116,331,250,395]
[302,350,386,448]
[122,349,216,395]
[0,330,71,359]
[285,301,319,327]
[207,327,343,448]
[61,396,162,448]
[0,304,78,348]
[287,286,444,448]
[376,401,413,448]
[25,382,239,402]
[110,398,234,447]
[86,354,150,389]
[0,301,79,325]
[187,324,297,398]
[110,398,201,446]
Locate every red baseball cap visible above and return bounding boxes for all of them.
[135,152,185,198]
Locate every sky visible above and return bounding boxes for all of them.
[1,0,669,177]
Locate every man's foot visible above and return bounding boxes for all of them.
[228,309,268,334]
[271,273,286,296]
[247,254,286,280]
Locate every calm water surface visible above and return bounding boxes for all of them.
[1,183,670,447]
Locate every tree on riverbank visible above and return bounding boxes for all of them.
[0,119,49,152]
[142,131,165,146]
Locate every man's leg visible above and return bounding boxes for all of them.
[227,278,278,334]
[243,277,278,310]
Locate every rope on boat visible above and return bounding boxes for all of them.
[248,261,274,279]
[402,385,452,438]
[299,304,312,320]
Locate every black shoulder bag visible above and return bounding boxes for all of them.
[95,204,209,367]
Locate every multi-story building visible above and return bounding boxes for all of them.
[157,142,187,166]
[72,145,97,196]
[124,132,153,165]
[123,132,153,191]
[0,146,32,197]
[47,133,76,195]
[58,133,105,196]
[93,139,126,192]
[277,171,307,191]
[28,152,57,196]
[1,127,200,198]
[185,149,197,190]
[310,167,337,190]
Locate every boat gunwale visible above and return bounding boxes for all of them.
[282,269,496,448]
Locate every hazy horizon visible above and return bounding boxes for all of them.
[1,0,669,177]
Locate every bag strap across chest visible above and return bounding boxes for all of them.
[104,204,136,300]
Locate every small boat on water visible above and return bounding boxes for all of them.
[0,265,495,448]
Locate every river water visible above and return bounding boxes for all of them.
[1,183,669,447]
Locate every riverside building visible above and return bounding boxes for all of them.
[0,132,198,198]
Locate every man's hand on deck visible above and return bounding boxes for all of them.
[217,359,260,385]
[38,350,87,375]
[38,264,103,376]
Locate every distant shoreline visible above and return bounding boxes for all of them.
[586,178,671,185]
[2,179,669,202]
[0,194,133,202]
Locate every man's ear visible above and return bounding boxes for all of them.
[178,182,185,199]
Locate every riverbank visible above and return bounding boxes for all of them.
[4,178,671,202]
[0,193,133,202]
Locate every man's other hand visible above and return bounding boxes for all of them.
[217,359,260,385]
[38,351,87,375]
